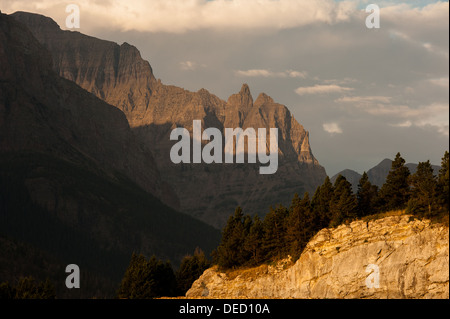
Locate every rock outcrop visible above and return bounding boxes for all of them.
[187,215,449,298]
[12,12,327,228]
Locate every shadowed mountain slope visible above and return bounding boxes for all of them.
[0,12,220,297]
[12,12,327,228]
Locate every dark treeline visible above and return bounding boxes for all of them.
[213,151,449,270]
[4,151,447,298]
[0,277,55,299]
[115,151,449,297]
[116,248,210,298]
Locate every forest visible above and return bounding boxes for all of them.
[212,151,449,270]
[1,151,448,299]
[114,151,449,299]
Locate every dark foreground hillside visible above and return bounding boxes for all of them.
[0,12,220,298]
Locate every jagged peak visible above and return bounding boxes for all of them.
[239,83,251,96]
[197,88,210,94]
[226,83,253,107]
[255,92,274,105]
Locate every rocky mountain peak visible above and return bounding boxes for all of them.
[12,11,327,228]
[226,83,253,112]
[239,83,251,95]
[254,92,274,106]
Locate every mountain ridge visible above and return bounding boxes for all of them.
[11,11,327,228]
[331,158,441,191]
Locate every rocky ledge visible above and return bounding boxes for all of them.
[187,214,449,299]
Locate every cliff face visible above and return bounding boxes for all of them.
[0,12,220,283]
[187,215,449,299]
[0,12,176,207]
[12,12,327,228]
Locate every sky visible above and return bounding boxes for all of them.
[1,0,448,176]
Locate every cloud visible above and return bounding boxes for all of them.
[0,0,358,33]
[323,122,343,134]
[338,96,449,136]
[1,0,447,175]
[295,84,353,96]
[335,96,392,104]
[235,69,307,79]
[390,120,412,128]
[180,61,205,71]
[428,77,449,88]
[382,2,449,57]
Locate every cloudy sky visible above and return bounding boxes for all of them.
[1,0,448,176]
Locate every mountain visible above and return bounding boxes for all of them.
[367,159,440,188]
[0,12,220,297]
[332,158,441,191]
[330,169,362,192]
[187,214,449,298]
[11,12,327,228]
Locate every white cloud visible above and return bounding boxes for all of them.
[295,84,353,96]
[1,0,447,174]
[335,96,392,104]
[180,61,201,71]
[383,2,449,58]
[235,69,307,79]
[323,122,343,134]
[390,120,412,128]
[340,98,449,136]
[0,0,358,33]
[428,77,449,88]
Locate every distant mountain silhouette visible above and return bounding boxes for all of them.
[330,169,362,192]
[331,158,441,192]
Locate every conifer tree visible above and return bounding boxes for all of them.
[356,172,379,217]
[286,192,315,260]
[379,152,411,211]
[311,176,334,228]
[176,248,210,294]
[117,253,147,299]
[214,207,250,269]
[408,160,437,218]
[243,215,264,266]
[437,151,449,213]
[4,277,56,299]
[117,253,177,299]
[329,175,357,227]
[262,205,289,260]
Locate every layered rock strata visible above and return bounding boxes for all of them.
[187,215,449,298]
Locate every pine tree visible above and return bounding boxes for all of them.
[311,176,334,228]
[117,253,177,299]
[437,151,449,214]
[176,248,210,294]
[408,160,437,218]
[329,175,357,227]
[356,172,379,217]
[13,276,55,299]
[262,205,289,261]
[117,252,146,299]
[214,207,250,269]
[379,152,411,211]
[243,215,264,266]
[148,256,177,298]
[286,192,315,260]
